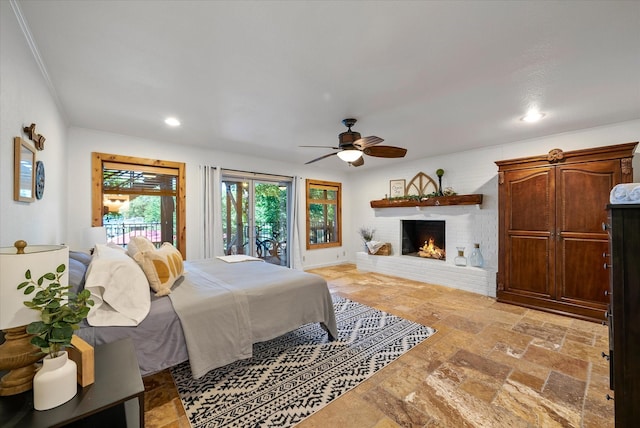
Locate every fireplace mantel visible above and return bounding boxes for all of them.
[370,194,483,209]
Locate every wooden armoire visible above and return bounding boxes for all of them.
[496,142,637,322]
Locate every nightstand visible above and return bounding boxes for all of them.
[0,338,144,427]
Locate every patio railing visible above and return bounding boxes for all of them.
[105,222,166,247]
[224,221,288,265]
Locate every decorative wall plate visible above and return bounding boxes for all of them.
[35,160,45,199]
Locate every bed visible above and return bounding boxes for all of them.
[68,248,337,378]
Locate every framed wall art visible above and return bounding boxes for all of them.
[14,137,36,202]
[389,179,406,198]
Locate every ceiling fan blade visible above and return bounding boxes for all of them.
[299,145,340,149]
[353,136,384,149]
[305,152,338,164]
[349,156,365,167]
[363,145,407,158]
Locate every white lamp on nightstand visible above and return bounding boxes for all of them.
[0,241,69,395]
[82,226,107,253]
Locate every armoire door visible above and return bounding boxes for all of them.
[555,160,621,313]
[500,166,556,300]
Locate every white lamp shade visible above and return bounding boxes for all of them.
[0,244,69,329]
[336,150,363,162]
[82,226,107,251]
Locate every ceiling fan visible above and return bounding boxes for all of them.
[301,118,407,167]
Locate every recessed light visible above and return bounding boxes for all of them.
[164,117,181,127]
[520,111,545,123]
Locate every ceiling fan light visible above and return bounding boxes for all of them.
[337,150,363,162]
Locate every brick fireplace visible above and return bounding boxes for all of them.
[356,208,497,297]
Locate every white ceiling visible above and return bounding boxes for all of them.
[15,0,640,170]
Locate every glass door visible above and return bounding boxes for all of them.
[221,171,291,266]
[221,178,249,256]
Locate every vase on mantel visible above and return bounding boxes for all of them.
[33,350,77,410]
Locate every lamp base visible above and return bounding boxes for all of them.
[0,326,41,396]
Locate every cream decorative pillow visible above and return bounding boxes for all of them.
[133,243,184,296]
[127,235,156,259]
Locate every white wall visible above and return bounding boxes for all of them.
[65,127,352,268]
[350,120,640,294]
[0,1,68,247]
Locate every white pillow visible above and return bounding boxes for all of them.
[132,243,184,296]
[85,244,151,326]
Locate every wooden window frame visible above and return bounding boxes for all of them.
[91,152,187,259]
[306,179,342,250]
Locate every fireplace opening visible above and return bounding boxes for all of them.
[401,220,446,260]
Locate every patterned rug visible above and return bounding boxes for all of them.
[171,295,436,428]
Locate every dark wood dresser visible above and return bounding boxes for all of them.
[605,204,640,426]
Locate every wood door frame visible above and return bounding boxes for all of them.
[91,152,186,259]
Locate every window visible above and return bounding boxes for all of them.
[91,153,186,258]
[306,179,342,249]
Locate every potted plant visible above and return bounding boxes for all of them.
[18,263,94,410]
[358,227,375,253]
[436,169,445,196]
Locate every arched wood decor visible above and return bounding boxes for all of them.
[405,172,437,196]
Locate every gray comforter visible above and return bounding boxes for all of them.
[171,259,337,378]
[78,258,337,378]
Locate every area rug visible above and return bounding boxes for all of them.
[171,295,436,428]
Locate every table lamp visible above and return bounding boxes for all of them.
[0,241,68,395]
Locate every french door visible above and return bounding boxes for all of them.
[221,170,291,266]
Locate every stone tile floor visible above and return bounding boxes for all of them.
[143,264,614,427]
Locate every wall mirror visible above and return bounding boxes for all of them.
[14,137,36,202]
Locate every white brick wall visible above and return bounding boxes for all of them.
[355,201,498,297]
[352,146,500,297]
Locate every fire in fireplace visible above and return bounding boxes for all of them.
[401,220,446,260]
[419,237,445,259]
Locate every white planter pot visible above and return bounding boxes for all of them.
[33,351,77,411]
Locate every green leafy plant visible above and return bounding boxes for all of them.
[358,227,375,242]
[387,193,440,201]
[18,264,94,358]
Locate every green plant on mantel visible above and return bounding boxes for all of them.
[385,191,457,201]
[18,264,94,358]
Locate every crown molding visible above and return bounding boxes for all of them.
[9,0,68,123]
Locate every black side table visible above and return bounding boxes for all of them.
[0,338,144,427]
